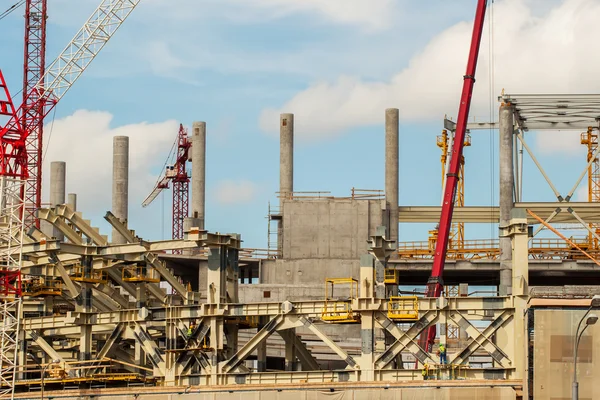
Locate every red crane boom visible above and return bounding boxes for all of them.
[420,0,488,353]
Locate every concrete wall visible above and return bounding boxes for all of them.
[282,198,386,260]
[533,308,600,399]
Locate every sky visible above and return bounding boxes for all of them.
[0,0,598,248]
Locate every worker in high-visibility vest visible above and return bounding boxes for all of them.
[421,363,430,380]
[438,343,447,365]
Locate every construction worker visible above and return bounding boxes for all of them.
[438,343,447,365]
[422,363,429,380]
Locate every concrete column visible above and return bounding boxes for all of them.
[279,113,294,202]
[67,193,77,211]
[191,122,206,230]
[49,161,66,240]
[385,108,399,249]
[112,136,129,244]
[499,104,514,296]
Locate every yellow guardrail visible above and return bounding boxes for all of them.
[388,296,418,320]
[122,265,160,283]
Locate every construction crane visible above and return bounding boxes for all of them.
[22,0,48,230]
[433,129,471,258]
[418,0,488,355]
[580,127,600,249]
[142,124,191,253]
[4,0,141,229]
[0,1,142,397]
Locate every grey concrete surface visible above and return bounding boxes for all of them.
[67,193,77,211]
[385,108,399,248]
[281,198,385,260]
[280,113,294,201]
[191,121,206,230]
[112,136,129,244]
[499,104,514,295]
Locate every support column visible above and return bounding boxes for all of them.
[43,161,66,240]
[191,122,206,230]
[112,136,129,244]
[385,108,399,253]
[279,113,293,254]
[499,104,514,295]
[498,209,529,385]
[67,193,77,211]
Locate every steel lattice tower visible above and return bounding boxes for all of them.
[172,124,190,253]
[22,0,48,229]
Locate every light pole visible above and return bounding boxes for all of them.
[27,353,60,400]
[572,294,600,400]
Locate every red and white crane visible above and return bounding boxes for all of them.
[418,0,488,354]
[0,1,142,397]
[142,124,191,251]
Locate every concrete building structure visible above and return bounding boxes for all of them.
[4,96,600,400]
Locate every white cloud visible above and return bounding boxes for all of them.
[214,180,258,204]
[534,130,586,156]
[259,0,600,141]
[41,110,179,220]
[144,0,396,31]
[229,0,396,31]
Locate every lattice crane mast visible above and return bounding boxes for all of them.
[0,1,141,397]
[2,0,142,229]
[22,0,48,231]
[142,124,191,249]
[418,0,488,354]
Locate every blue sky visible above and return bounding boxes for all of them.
[0,0,598,248]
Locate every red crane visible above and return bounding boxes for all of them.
[22,0,48,229]
[419,0,488,354]
[142,124,191,251]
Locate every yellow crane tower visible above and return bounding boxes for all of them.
[580,127,600,249]
[430,129,471,259]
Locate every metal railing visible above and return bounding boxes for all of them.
[398,237,600,260]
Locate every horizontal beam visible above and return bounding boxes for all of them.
[399,203,600,223]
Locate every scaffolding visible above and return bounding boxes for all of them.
[267,202,281,258]
[0,177,25,399]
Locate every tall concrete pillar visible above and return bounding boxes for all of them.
[385,108,399,247]
[112,136,129,244]
[50,161,66,241]
[191,122,206,230]
[67,193,77,211]
[499,104,514,295]
[279,113,294,202]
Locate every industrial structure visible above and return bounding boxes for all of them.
[0,0,599,400]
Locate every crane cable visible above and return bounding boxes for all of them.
[488,0,495,239]
[152,127,179,188]
[0,0,25,22]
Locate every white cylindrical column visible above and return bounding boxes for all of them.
[191,122,206,230]
[279,113,294,203]
[385,108,399,246]
[499,103,514,296]
[67,193,77,211]
[50,161,66,240]
[112,136,129,244]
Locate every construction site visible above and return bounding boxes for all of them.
[0,0,598,399]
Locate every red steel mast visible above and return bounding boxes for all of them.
[22,0,48,229]
[172,124,191,247]
[420,0,488,353]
